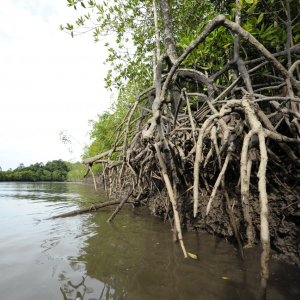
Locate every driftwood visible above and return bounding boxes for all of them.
[46,200,122,219]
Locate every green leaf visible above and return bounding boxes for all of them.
[81,2,86,8]
[260,28,276,38]
[257,13,264,24]
[266,35,275,41]
[238,0,243,6]
[251,28,260,35]
[250,17,257,27]
[74,5,77,10]
[247,5,256,13]
[182,37,190,46]
[223,43,232,48]
[293,24,300,32]
[231,8,236,18]
[243,24,253,32]
[245,0,253,3]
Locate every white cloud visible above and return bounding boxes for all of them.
[10,0,58,22]
[0,0,115,171]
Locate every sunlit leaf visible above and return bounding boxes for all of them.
[223,43,232,48]
[247,4,256,13]
[188,252,197,259]
[257,13,264,24]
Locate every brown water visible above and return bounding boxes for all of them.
[0,182,299,300]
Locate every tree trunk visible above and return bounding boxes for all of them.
[159,0,177,63]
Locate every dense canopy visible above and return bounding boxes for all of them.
[0,160,69,182]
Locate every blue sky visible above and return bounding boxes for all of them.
[0,0,114,171]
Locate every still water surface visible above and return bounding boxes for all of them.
[0,182,299,300]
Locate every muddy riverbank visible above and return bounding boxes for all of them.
[76,173,300,268]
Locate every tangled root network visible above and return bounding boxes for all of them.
[79,14,300,300]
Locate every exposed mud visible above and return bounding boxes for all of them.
[146,178,300,267]
[77,166,300,267]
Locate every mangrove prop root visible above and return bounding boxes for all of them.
[51,13,300,298]
[107,189,133,223]
[154,143,188,258]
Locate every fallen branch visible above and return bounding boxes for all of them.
[46,200,123,219]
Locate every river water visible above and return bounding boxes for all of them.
[0,182,299,300]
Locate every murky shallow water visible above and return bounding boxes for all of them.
[0,182,299,300]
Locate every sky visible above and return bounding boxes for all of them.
[0,0,115,171]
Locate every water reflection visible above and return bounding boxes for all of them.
[0,182,299,300]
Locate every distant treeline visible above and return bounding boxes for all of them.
[0,160,69,182]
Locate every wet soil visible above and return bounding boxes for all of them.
[78,172,300,267]
[147,184,300,267]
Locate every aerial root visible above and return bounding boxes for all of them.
[205,147,232,218]
[154,143,188,258]
[49,87,298,300]
[66,88,297,298]
[107,188,134,223]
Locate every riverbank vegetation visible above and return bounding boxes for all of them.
[0,160,69,182]
[59,0,300,298]
[66,161,89,181]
